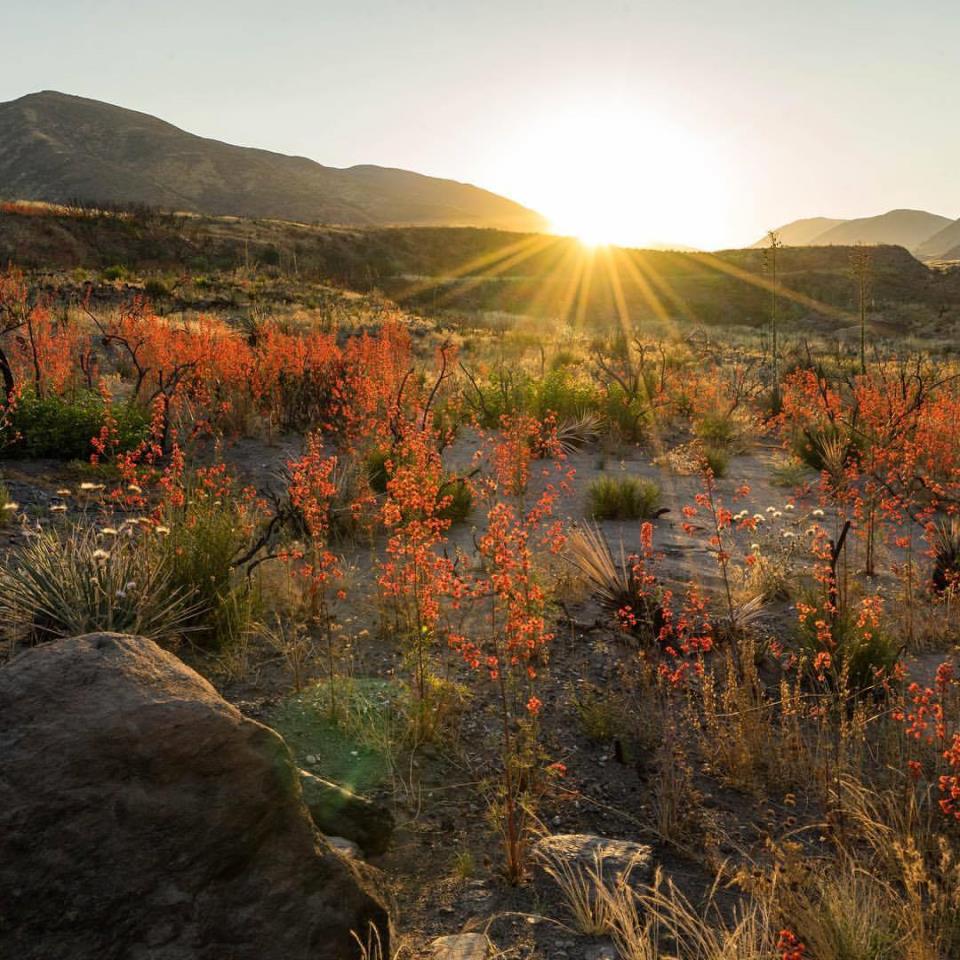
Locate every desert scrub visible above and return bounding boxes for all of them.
[791,423,859,474]
[532,368,600,421]
[796,594,899,692]
[437,476,473,523]
[588,474,662,521]
[694,411,738,446]
[368,447,472,522]
[0,521,194,644]
[365,446,390,494]
[160,493,255,651]
[770,457,811,488]
[0,476,11,525]
[1,391,149,461]
[701,445,729,478]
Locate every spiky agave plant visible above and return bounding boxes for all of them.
[554,412,602,456]
[931,517,960,594]
[565,523,664,639]
[0,522,196,644]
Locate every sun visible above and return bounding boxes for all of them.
[495,99,732,250]
[551,208,617,248]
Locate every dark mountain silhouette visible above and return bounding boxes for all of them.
[0,91,547,232]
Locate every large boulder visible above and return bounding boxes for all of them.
[0,633,391,960]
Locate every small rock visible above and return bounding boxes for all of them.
[325,835,362,859]
[533,833,653,890]
[584,944,617,960]
[430,932,491,960]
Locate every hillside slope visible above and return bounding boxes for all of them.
[812,209,951,249]
[753,217,846,248]
[757,209,954,254]
[2,205,954,334]
[0,91,547,232]
[916,217,960,259]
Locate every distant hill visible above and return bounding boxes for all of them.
[0,91,547,232]
[916,218,960,260]
[813,210,952,249]
[752,217,846,248]
[755,209,954,255]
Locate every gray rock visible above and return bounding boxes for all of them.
[430,932,492,959]
[533,833,653,889]
[0,633,391,960]
[327,835,363,859]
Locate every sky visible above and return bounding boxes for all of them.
[3,0,959,249]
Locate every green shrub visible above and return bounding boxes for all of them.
[144,278,171,301]
[587,474,662,521]
[600,385,650,443]
[102,264,128,282]
[365,447,391,493]
[549,348,580,370]
[701,445,729,478]
[437,476,473,523]
[160,493,254,650]
[532,369,599,421]
[0,522,195,644]
[796,599,898,692]
[1,392,149,461]
[575,685,625,741]
[695,412,737,446]
[770,458,811,488]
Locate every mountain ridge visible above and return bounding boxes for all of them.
[0,91,548,232]
[755,208,958,257]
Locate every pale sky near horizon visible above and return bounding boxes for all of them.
[4,0,959,249]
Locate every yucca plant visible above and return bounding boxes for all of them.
[554,412,602,456]
[931,517,960,594]
[0,522,196,644]
[566,523,664,638]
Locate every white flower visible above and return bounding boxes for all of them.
[50,504,67,513]
[91,549,110,561]
[56,488,72,496]
[772,511,782,519]
[751,543,761,552]
[100,527,119,536]
[154,525,171,536]
[753,514,764,523]
[784,503,795,512]
[812,509,825,517]
[127,484,143,495]
[782,530,796,539]
[766,506,776,513]
[2,502,19,511]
